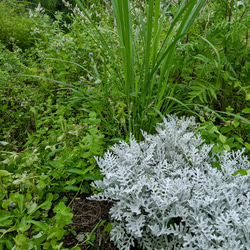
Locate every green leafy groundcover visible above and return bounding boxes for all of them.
[0,0,249,249]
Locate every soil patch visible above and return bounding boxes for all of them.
[63,194,117,250]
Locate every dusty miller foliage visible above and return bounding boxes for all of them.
[90,116,250,250]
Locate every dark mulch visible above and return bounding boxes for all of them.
[63,194,118,250]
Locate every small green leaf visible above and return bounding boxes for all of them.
[246,93,250,100]
[242,108,250,114]
[223,144,230,151]
[220,126,232,133]
[26,220,48,232]
[27,202,37,214]
[233,169,248,176]
[18,217,31,233]
[70,247,81,250]
[219,134,227,144]
[45,148,63,161]
[46,193,54,202]
[82,173,96,181]
[212,145,223,153]
[14,234,30,248]
[0,215,15,224]
[234,121,240,127]
[234,81,241,88]
[212,162,221,170]
[4,240,13,249]
[104,222,112,233]
[0,141,9,145]
[208,126,219,134]
[64,185,79,191]
[39,200,52,210]
[66,168,85,176]
[235,137,244,144]
[0,170,11,177]
[244,142,250,150]
[89,111,97,119]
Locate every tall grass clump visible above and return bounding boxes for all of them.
[76,0,206,139]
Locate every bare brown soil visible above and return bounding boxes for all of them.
[63,194,117,250]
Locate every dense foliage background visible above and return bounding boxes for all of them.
[0,0,249,249]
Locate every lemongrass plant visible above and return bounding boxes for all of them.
[76,0,206,139]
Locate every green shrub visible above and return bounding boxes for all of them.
[0,0,34,50]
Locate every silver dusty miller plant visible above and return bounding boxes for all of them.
[90,116,250,250]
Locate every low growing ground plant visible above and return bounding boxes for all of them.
[90,115,250,250]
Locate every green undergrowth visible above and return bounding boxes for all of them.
[0,0,249,249]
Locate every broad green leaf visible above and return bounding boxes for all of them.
[27,202,38,214]
[0,214,15,228]
[28,200,52,216]
[4,240,13,249]
[0,219,13,227]
[234,121,240,127]
[14,234,30,248]
[67,165,96,177]
[208,126,219,134]
[0,170,11,177]
[242,108,250,114]
[244,142,250,150]
[18,216,31,233]
[70,247,81,250]
[212,145,223,153]
[104,222,112,233]
[235,137,244,144]
[0,141,8,145]
[219,134,227,144]
[220,126,232,133]
[26,220,48,232]
[223,144,230,151]
[66,168,85,176]
[46,193,54,202]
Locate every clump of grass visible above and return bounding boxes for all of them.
[76,0,206,139]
